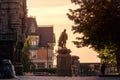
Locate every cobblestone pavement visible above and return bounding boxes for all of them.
[0,76,120,80]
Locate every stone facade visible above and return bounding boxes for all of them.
[0,0,27,75]
[26,17,55,69]
[57,48,72,76]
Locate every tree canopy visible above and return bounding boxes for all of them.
[67,0,120,50]
[22,37,34,72]
[67,0,120,73]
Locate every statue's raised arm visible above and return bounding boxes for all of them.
[58,29,68,48]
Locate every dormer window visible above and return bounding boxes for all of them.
[31,23,36,33]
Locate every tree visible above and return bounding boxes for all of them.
[67,0,120,73]
[97,45,116,64]
[22,37,34,72]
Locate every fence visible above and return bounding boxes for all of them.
[79,63,118,76]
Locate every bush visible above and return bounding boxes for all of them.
[31,68,56,74]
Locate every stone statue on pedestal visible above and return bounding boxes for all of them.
[58,29,68,49]
[57,29,72,76]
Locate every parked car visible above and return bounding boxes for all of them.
[0,59,16,78]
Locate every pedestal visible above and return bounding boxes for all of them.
[57,48,72,76]
[14,63,23,75]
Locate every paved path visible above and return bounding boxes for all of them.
[0,76,120,80]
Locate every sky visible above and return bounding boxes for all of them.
[27,0,100,63]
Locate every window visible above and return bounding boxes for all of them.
[30,50,37,59]
[48,49,53,60]
[49,65,51,68]
[37,63,45,69]
[28,36,39,46]
[30,23,35,33]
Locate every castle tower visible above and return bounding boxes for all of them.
[0,0,27,75]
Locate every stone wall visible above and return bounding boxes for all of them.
[57,48,72,76]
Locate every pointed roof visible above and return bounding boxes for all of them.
[26,18,56,47]
[38,26,55,47]
[26,17,39,37]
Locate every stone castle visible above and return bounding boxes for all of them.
[0,0,27,75]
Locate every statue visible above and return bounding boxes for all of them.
[57,29,72,76]
[58,29,68,48]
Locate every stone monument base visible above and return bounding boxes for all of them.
[14,63,23,75]
[57,48,72,76]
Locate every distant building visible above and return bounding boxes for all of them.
[37,26,55,69]
[26,17,55,69]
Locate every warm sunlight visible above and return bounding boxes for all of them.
[27,0,100,63]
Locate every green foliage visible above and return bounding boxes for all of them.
[31,68,56,74]
[67,0,120,49]
[96,43,117,64]
[67,0,120,73]
[22,38,34,72]
[97,46,117,64]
